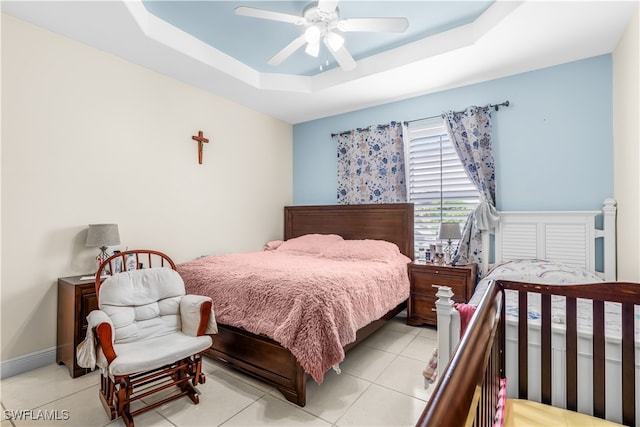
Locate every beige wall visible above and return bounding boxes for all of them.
[1,15,292,361]
[613,5,640,281]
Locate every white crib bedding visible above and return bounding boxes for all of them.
[469,259,640,341]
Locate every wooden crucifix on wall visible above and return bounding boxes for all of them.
[191,130,209,164]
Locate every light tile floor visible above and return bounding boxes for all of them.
[1,312,437,427]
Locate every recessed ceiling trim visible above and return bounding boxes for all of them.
[122,0,520,96]
[259,73,314,93]
[3,0,634,124]
[312,1,521,94]
[124,0,262,89]
[360,1,522,71]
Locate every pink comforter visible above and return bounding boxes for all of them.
[177,251,410,383]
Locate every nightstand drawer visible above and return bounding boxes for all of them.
[411,271,467,296]
[407,262,477,326]
[411,294,436,319]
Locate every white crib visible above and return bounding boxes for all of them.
[435,199,635,424]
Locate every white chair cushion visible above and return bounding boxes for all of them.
[108,332,212,376]
[100,268,185,307]
[99,268,186,344]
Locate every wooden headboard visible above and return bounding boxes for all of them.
[284,203,414,260]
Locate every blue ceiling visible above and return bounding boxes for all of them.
[141,1,493,76]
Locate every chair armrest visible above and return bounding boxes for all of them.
[77,310,116,369]
[180,295,218,336]
[87,309,113,333]
[87,310,117,364]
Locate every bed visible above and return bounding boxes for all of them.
[419,278,639,426]
[177,203,414,407]
[433,199,640,424]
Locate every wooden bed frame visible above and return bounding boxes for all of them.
[204,203,414,406]
[419,279,639,426]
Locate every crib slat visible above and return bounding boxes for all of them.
[566,297,578,411]
[481,370,487,425]
[621,302,635,426]
[593,300,605,419]
[541,293,552,404]
[518,290,528,399]
[479,280,640,427]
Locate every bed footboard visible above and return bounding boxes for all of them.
[206,301,407,407]
[206,324,307,406]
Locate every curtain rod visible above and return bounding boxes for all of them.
[331,122,396,138]
[403,100,510,126]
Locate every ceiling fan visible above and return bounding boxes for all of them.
[235,1,409,71]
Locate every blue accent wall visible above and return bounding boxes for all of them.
[293,55,613,211]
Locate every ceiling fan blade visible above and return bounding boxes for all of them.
[267,34,307,66]
[324,38,356,71]
[235,6,305,25]
[318,0,339,14]
[338,17,409,33]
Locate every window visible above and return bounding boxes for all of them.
[404,117,480,255]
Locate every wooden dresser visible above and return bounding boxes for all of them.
[57,275,99,378]
[407,262,477,326]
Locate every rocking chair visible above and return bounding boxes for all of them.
[85,249,216,427]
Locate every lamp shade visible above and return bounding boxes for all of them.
[85,224,120,247]
[438,222,461,241]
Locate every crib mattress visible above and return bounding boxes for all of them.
[469,259,640,341]
[505,399,623,426]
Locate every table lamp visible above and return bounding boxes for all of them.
[438,222,461,264]
[86,224,120,266]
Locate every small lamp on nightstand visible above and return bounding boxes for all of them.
[438,222,461,265]
[86,224,120,267]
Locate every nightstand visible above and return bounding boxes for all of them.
[56,275,100,378]
[407,262,477,326]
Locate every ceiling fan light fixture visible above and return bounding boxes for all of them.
[236,1,409,72]
[325,31,344,51]
[304,25,322,44]
[305,41,320,57]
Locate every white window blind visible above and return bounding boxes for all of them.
[404,117,480,254]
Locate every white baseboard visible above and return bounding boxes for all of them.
[1,347,57,379]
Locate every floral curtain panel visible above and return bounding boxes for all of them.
[444,106,499,276]
[336,121,407,204]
